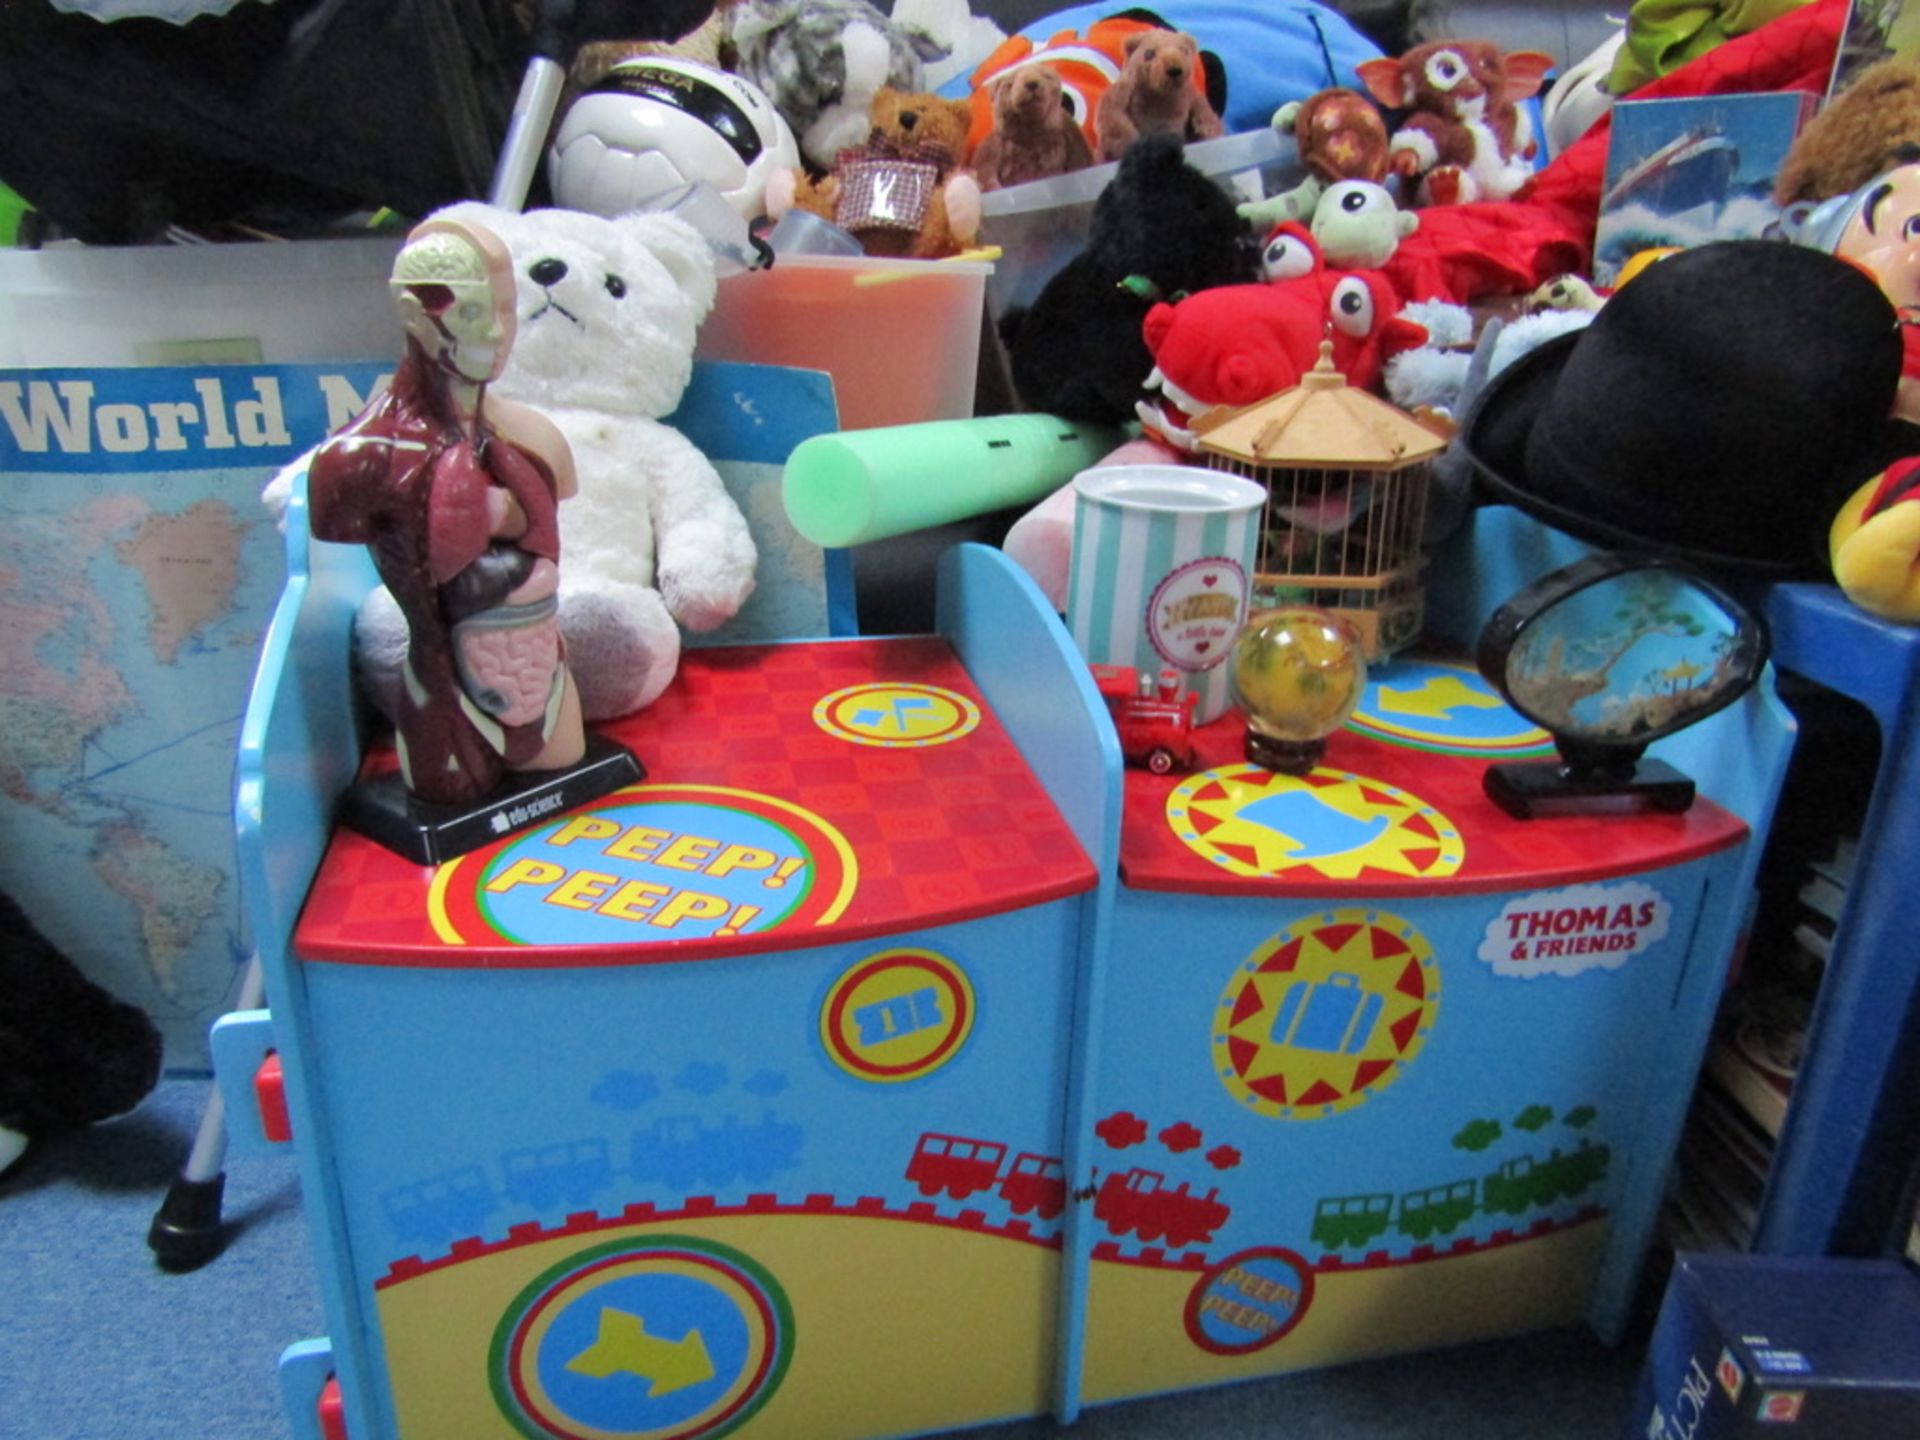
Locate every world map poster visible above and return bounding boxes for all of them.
[0,362,390,1066]
[0,358,839,1067]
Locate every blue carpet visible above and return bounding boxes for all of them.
[0,1078,320,1440]
[0,1078,1648,1439]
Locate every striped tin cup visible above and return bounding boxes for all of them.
[1067,465,1265,724]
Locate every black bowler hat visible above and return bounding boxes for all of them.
[1461,240,1904,575]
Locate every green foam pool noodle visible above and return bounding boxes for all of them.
[782,415,1126,547]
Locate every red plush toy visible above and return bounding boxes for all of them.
[1134,224,1428,449]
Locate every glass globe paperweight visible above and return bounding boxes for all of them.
[1475,553,1767,818]
[1228,608,1368,774]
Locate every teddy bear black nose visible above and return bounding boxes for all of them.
[528,258,568,288]
[898,110,918,130]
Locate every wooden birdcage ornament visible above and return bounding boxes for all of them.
[1193,341,1447,659]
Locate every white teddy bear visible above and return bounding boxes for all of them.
[313,203,759,726]
[437,202,756,718]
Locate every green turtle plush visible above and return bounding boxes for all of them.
[1309,179,1419,269]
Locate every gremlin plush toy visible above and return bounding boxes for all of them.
[764,86,982,257]
[272,204,758,723]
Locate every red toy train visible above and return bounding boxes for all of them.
[1091,664,1198,775]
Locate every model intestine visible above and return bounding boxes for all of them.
[306,216,585,806]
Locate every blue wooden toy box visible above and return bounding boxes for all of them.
[220,490,1796,1440]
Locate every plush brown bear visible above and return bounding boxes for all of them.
[1094,28,1222,163]
[972,65,1095,191]
[767,86,982,258]
[1776,59,1920,207]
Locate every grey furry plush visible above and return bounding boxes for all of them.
[1316,0,1452,62]
[726,0,949,168]
[1399,308,1593,545]
[1383,307,1592,417]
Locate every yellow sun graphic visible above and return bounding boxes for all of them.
[1167,765,1463,881]
[1214,909,1440,1119]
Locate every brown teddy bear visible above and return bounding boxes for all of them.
[972,65,1095,191]
[1094,28,1222,163]
[766,86,982,258]
[571,1,737,88]
[1776,59,1920,207]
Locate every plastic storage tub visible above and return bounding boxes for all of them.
[977,127,1298,321]
[0,236,405,366]
[695,252,995,432]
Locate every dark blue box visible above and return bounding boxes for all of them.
[1628,1255,1920,1437]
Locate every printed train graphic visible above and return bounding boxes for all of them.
[1092,1167,1230,1248]
[381,1112,805,1248]
[379,1122,1076,1255]
[906,1133,1068,1219]
[906,1134,1231,1247]
[378,1111,1600,1269]
[1309,1140,1611,1251]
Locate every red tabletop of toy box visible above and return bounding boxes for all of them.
[1120,710,1748,900]
[294,637,1096,968]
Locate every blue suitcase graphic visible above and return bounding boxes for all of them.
[1270,972,1381,1055]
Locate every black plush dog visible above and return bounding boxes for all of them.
[0,890,162,1176]
[999,133,1258,424]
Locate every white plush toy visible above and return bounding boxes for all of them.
[1543,27,1626,159]
[1383,300,1594,421]
[889,0,1006,92]
[270,203,758,724]
[437,201,756,719]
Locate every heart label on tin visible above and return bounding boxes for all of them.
[1148,556,1247,672]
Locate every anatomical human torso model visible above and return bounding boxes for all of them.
[308,216,586,808]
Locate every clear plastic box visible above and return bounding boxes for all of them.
[0,236,405,367]
[976,127,1299,322]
